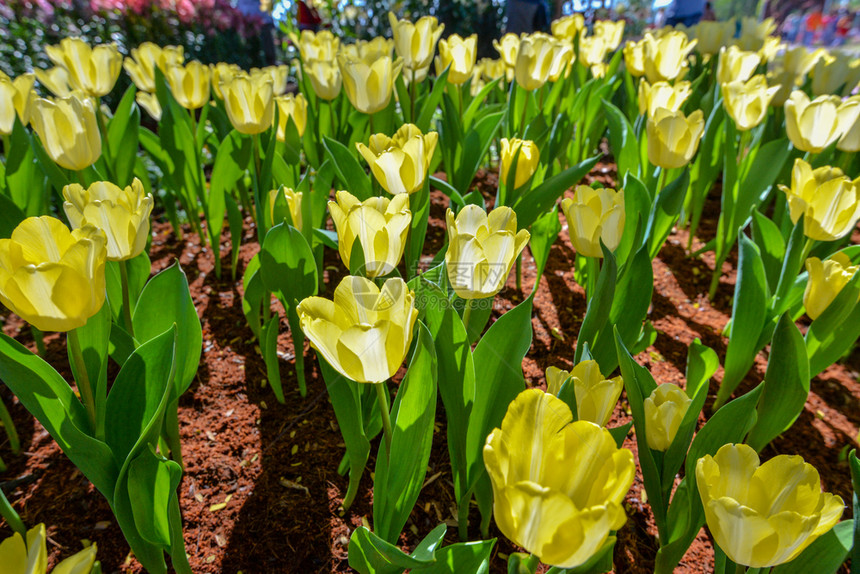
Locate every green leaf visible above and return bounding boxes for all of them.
[416,67,450,133]
[324,136,372,200]
[242,255,265,341]
[646,169,690,259]
[454,111,504,192]
[105,253,150,326]
[225,194,244,280]
[719,233,769,407]
[751,210,787,293]
[746,314,809,452]
[0,334,118,497]
[133,262,202,397]
[806,263,860,377]
[429,175,466,207]
[603,99,640,180]
[208,130,251,244]
[513,155,600,229]
[261,315,284,403]
[0,188,26,239]
[348,526,432,574]
[70,302,111,433]
[259,222,318,305]
[107,85,141,187]
[771,520,852,574]
[850,450,860,572]
[529,206,562,292]
[576,245,617,364]
[414,539,496,574]
[374,322,438,543]
[127,446,182,547]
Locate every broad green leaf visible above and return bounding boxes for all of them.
[348,526,432,574]
[127,446,182,547]
[259,222,318,305]
[415,539,496,574]
[513,155,600,229]
[646,169,690,259]
[105,253,151,326]
[771,520,852,574]
[208,130,251,244]
[529,206,562,292]
[603,99,639,180]
[806,264,860,377]
[107,85,141,187]
[751,210,787,293]
[324,136,372,200]
[575,245,617,364]
[261,315,284,403]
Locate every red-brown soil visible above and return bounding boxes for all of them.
[0,164,857,574]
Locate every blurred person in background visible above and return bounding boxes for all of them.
[298,0,322,32]
[506,0,551,34]
[702,1,715,21]
[667,0,705,27]
[239,0,276,64]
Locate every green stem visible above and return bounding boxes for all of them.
[375,382,393,455]
[516,253,523,292]
[734,563,746,574]
[67,329,99,438]
[188,108,208,242]
[0,395,20,453]
[462,298,474,332]
[30,326,46,358]
[585,255,600,303]
[119,259,135,339]
[410,68,417,121]
[96,107,114,180]
[709,252,727,301]
[251,133,266,243]
[0,488,26,539]
[519,89,531,136]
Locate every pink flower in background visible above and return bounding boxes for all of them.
[126,0,149,14]
[175,0,195,24]
[90,0,124,12]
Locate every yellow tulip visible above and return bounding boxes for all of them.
[268,187,303,230]
[716,45,760,85]
[389,12,444,72]
[758,36,782,64]
[578,34,609,77]
[0,73,35,134]
[275,93,308,139]
[297,275,418,383]
[303,59,342,101]
[779,159,860,242]
[514,34,555,91]
[329,190,411,278]
[34,67,73,98]
[551,14,585,40]
[721,75,779,131]
[804,253,859,320]
[136,91,162,121]
[638,79,691,117]
[62,178,153,261]
[165,61,210,110]
[545,365,570,395]
[547,40,574,82]
[550,360,623,426]
[594,20,625,51]
[483,388,635,568]
[696,443,843,568]
[812,50,860,96]
[123,42,184,93]
[220,74,275,134]
[0,216,107,332]
[445,205,530,299]
[642,31,697,83]
[643,383,691,451]
[780,45,825,80]
[561,185,625,258]
[784,91,851,153]
[623,39,646,77]
[493,33,521,70]
[736,17,777,53]
[290,29,340,61]
[693,19,735,55]
[647,107,704,169]
[338,52,403,114]
[252,64,289,96]
[340,37,395,62]
[500,138,540,190]
[30,94,102,171]
[46,37,122,98]
[480,57,507,82]
[766,69,798,108]
[0,523,98,574]
[436,34,477,85]
[356,123,438,195]
[837,97,860,152]
[210,62,242,100]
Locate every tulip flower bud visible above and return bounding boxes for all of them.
[62,178,154,262]
[784,91,852,153]
[480,58,507,82]
[304,59,342,100]
[252,64,289,96]
[46,38,122,98]
[643,383,691,451]
[696,443,843,568]
[638,79,691,117]
[220,74,275,134]
[35,67,73,98]
[715,45,760,85]
[30,94,102,171]
[551,13,585,39]
[514,34,555,91]
[758,36,782,64]
[493,33,520,71]
[329,190,411,278]
[356,124,438,195]
[445,205,530,299]
[436,34,478,85]
[276,93,308,139]
[547,40,574,82]
[338,52,403,114]
[837,97,860,152]
[389,12,444,72]
[340,38,395,62]
[290,30,340,61]
[781,45,825,80]
[0,524,97,574]
[578,34,609,77]
[736,16,777,52]
[623,39,646,77]
[693,19,735,55]
[483,389,634,568]
[210,62,242,100]
[812,51,860,97]
[297,275,418,383]
[268,187,303,231]
[779,159,860,242]
[561,185,625,258]
[804,253,859,320]
[721,75,779,131]
[563,359,623,426]
[123,42,183,93]
[647,107,704,169]
[642,31,697,83]
[0,216,107,332]
[545,365,571,395]
[594,20,625,51]
[500,138,540,190]
[165,61,211,110]
[136,91,162,121]
[0,73,35,134]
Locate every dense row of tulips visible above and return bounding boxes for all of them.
[0,7,859,574]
